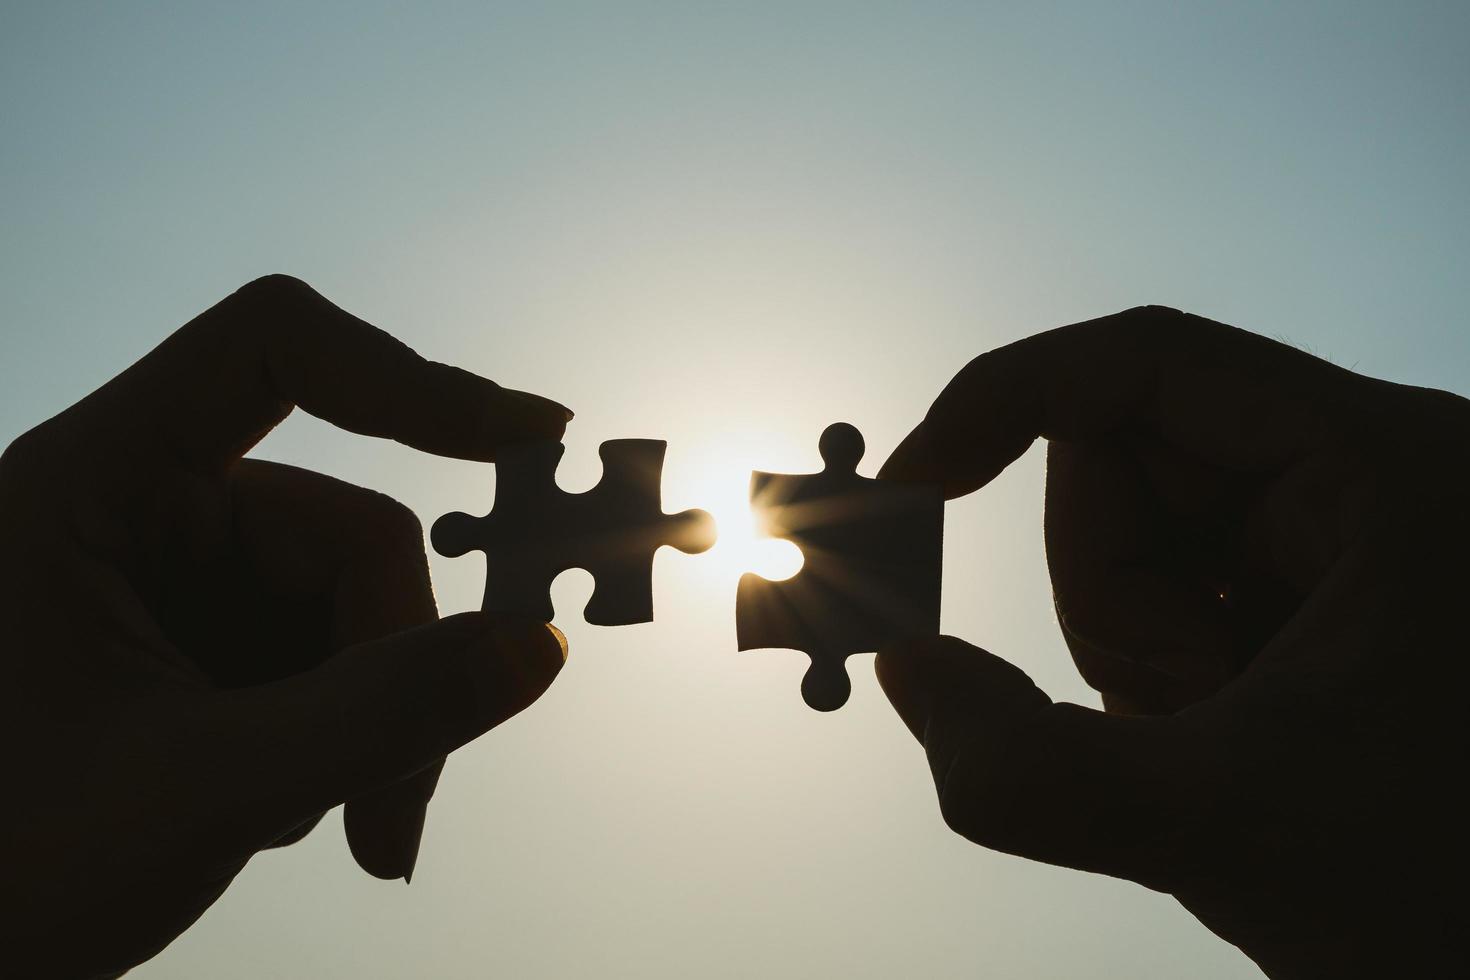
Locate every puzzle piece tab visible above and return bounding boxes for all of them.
[735,423,943,711]
[432,439,716,625]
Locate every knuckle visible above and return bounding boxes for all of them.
[219,276,323,355]
[231,275,324,329]
[1124,303,1183,322]
[1114,304,1183,346]
[239,273,314,302]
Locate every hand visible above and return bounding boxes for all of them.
[1,275,572,978]
[877,307,1465,978]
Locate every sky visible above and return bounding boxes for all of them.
[2,2,1467,977]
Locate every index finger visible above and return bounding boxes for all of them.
[880,306,1367,498]
[69,274,571,467]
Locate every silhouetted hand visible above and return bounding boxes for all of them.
[1,276,571,978]
[877,307,1465,978]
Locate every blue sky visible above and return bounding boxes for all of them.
[3,3,1466,977]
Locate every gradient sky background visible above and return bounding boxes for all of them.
[3,3,1467,977]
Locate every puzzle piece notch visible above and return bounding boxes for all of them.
[432,439,716,626]
[736,422,943,711]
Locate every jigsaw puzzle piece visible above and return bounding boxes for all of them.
[735,422,943,711]
[579,440,716,625]
[432,440,570,623]
[431,438,715,626]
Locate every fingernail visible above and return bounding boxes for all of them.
[400,803,427,884]
[506,387,574,422]
[487,616,568,687]
[345,794,430,883]
[547,624,570,661]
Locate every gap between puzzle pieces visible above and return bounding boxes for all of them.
[432,439,716,626]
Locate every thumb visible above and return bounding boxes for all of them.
[207,612,566,834]
[877,635,1200,889]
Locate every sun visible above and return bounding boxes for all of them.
[702,494,804,584]
[663,438,804,587]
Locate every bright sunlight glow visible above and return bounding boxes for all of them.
[664,439,804,587]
